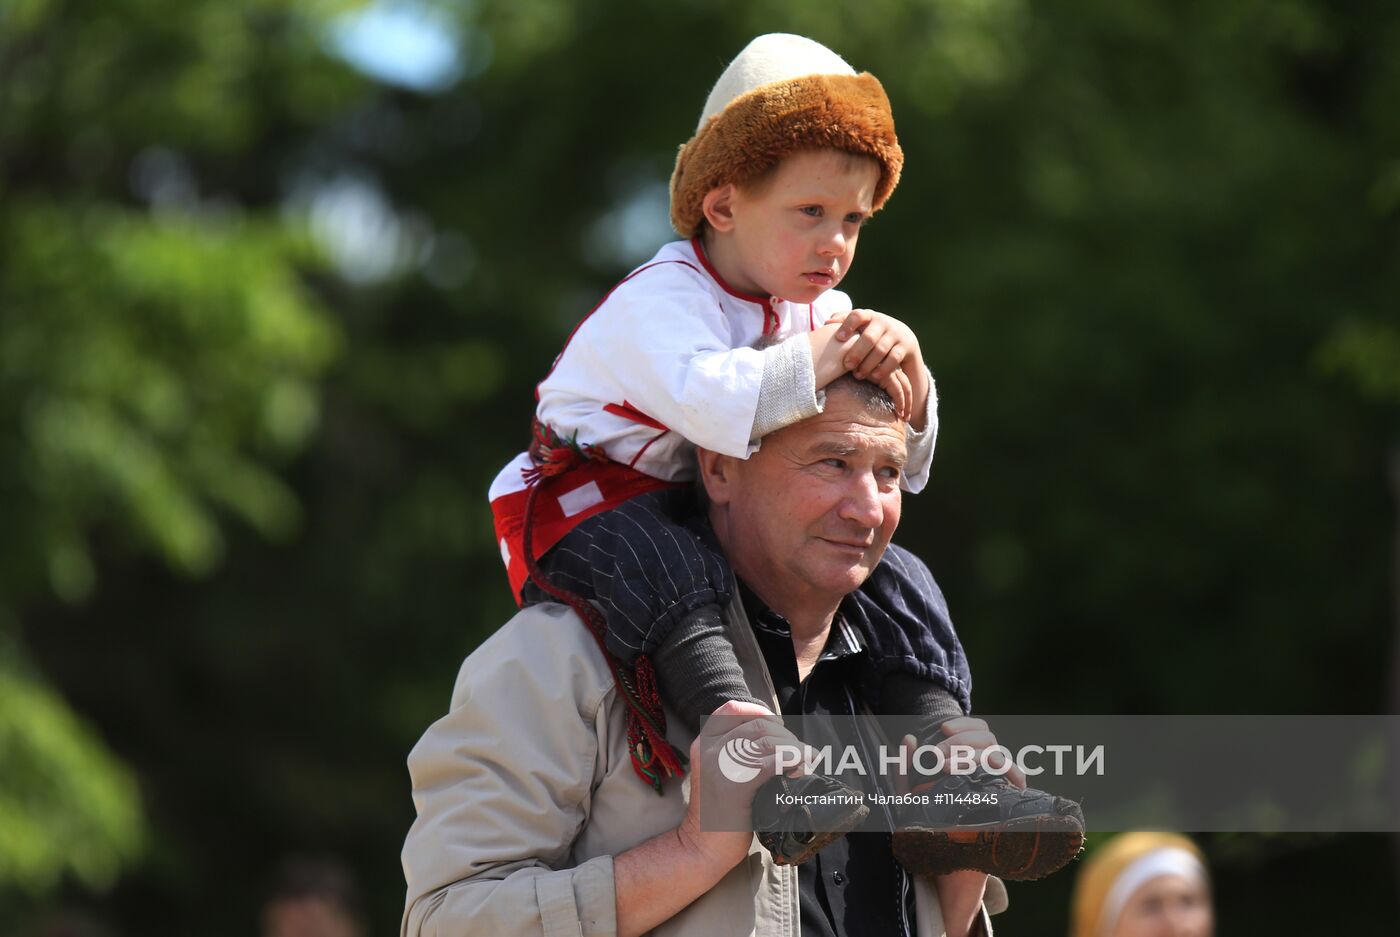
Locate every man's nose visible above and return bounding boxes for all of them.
[838,473,884,526]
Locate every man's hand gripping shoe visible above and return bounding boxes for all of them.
[751,773,870,865]
[890,769,1085,882]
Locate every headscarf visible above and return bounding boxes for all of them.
[1070,832,1209,937]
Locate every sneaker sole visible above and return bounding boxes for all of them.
[763,802,872,866]
[891,814,1085,881]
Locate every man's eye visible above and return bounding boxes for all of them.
[821,458,846,469]
[880,467,902,481]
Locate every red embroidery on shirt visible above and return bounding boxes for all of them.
[602,401,670,432]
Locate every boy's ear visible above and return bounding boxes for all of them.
[701,184,739,233]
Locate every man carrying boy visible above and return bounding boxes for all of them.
[402,377,1009,937]
[486,31,1081,875]
[400,31,1085,937]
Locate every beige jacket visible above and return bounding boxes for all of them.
[401,598,1008,936]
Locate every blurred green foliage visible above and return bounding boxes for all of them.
[2,202,338,592]
[0,0,1397,933]
[0,647,142,894]
[1,0,356,920]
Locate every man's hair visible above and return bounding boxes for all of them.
[823,372,897,417]
[691,373,897,511]
[691,373,897,509]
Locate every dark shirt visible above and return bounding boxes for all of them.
[739,582,914,937]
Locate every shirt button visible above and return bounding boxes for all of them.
[832,871,846,886]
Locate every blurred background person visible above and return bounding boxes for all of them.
[1070,833,1212,937]
[259,857,364,937]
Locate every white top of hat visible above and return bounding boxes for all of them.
[696,34,858,132]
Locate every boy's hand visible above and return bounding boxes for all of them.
[831,310,930,430]
[809,320,910,417]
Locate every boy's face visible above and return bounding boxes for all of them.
[718,149,880,303]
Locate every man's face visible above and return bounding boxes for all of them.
[713,385,906,613]
[725,149,880,304]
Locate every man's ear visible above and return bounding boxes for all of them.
[701,184,738,233]
[695,447,736,505]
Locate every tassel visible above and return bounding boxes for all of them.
[519,421,686,793]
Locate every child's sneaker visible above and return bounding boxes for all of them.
[890,769,1085,881]
[751,773,871,865]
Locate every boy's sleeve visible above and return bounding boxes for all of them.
[900,367,938,493]
[751,334,822,440]
[810,287,854,326]
[742,286,855,441]
[554,265,765,458]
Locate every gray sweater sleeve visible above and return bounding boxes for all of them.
[750,333,823,441]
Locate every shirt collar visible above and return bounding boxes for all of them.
[737,581,866,663]
[689,236,770,306]
[684,512,866,664]
[688,238,789,338]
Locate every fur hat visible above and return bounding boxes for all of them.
[669,34,903,238]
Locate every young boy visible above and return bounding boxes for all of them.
[489,33,1083,880]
